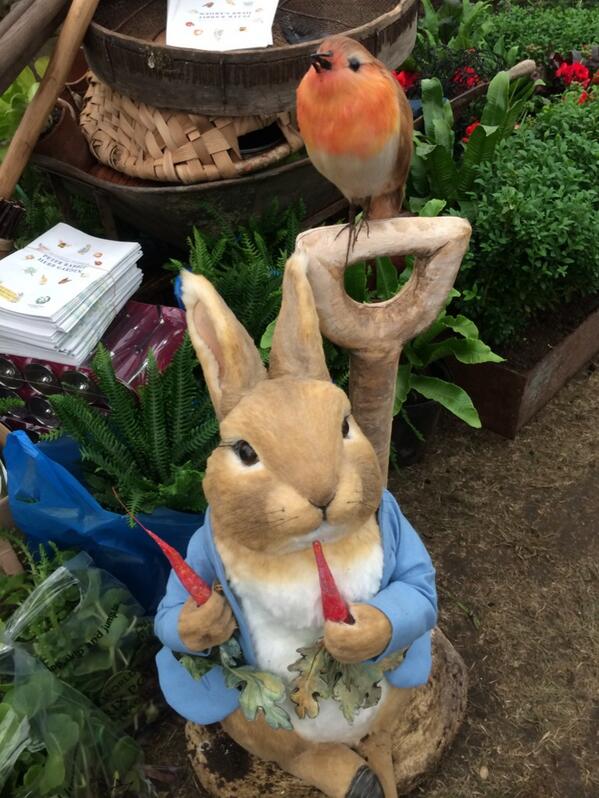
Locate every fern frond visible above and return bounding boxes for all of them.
[38,429,64,442]
[92,344,148,470]
[174,413,219,463]
[0,397,25,416]
[50,394,133,478]
[162,335,198,454]
[139,351,170,483]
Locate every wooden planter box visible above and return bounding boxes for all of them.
[445,304,599,438]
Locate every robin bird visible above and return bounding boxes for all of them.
[296,35,413,255]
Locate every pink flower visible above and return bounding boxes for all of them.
[393,70,420,92]
[577,90,590,105]
[462,120,481,143]
[555,62,591,87]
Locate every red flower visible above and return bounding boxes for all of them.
[555,61,590,87]
[462,120,481,143]
[577,90,590,105]
[452,65,482,90]
[393,70,420,92]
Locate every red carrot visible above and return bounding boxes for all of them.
[112,489,212,605]
[312,540,353,624]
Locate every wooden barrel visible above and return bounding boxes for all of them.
[32,152,345,248]
[84,0,418,116]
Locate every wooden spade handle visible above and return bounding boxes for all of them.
[296,218,472,482]
[0,0,100,201]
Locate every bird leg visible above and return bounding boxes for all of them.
[354,197,372,242]
[334,203,357,266]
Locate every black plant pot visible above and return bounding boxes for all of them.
[391,397,442,468]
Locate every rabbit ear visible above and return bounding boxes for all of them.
[181,271,267,419]
[269,252,330,381]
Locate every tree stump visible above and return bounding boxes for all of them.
[186,628,467,797]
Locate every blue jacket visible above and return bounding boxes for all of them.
[154,490,437,725]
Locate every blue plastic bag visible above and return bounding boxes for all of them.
[4,431,203,613]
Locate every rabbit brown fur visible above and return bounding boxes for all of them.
[155,252,437,798]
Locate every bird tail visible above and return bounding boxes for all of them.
[368,188,405,220]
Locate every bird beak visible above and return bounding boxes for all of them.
[310,51,333,73]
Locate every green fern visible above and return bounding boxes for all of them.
[0,397,25,416]
[162,336,197,454]
[92,344,148,471]
[48,336,218,518]
[139,351,170,484]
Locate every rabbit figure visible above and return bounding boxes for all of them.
[154,254,437,798]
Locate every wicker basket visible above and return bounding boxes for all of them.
[80,75,304,185]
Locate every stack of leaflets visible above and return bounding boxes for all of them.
[0,223,143,366]
[166,0,279,51]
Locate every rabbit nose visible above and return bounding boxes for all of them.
[309,492,336,515]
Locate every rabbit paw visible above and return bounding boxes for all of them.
[346,765,384,798]
[324,604,392,664]
[178,591,236,651]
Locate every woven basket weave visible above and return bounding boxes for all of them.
[80,75,304,185]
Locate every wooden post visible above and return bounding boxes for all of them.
[296,217,472,482]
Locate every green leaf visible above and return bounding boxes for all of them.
[344,262,368,302]
[481,71,510,128]
[409,376,481,428]
[442,314,479,339]
[419,337,504,366]
[418,198,446,217]
[375,257,398,300]
[259,319,277,350]
[331,662,383,723]
[179,654,216,681]
[5,669,60,717]
[0,703,31,787]
[393,364,413,415]
[428,145,459,202]
[421,79,454,146]
[225,667,292,730]
[288,642,333,720]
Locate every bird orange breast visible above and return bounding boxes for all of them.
[297,66,400,159]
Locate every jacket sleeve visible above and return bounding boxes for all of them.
[366,508,437,662]
[154,526,218,655]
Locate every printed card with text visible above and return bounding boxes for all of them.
[166,0,279,51]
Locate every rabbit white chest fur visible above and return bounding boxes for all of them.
[218,530,387,744]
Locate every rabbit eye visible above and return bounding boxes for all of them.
[234,440,259,466]
[348,57,360,72]
[342,417,350,438]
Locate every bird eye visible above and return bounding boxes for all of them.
[233,440,259,466]
[348,57,360,72]
[342,417,350,438]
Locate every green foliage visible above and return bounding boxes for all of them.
[408,70,539,211]
[180,638,292,730]
[0,543,155,797]
[14,169,104,250]
[417,0,493,52]
[341,202,502,427]
[0,59,48,160]
[485,6,599,60]
[395,287,503,427]
[456,89,599,346]
[48,337,219,518]
[170,203,351,386]
[168,202,302,344]
[0,537,158,730]
[0,664,152,798]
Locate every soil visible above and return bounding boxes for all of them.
[141,356,599,798]
[497,293,599,372]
